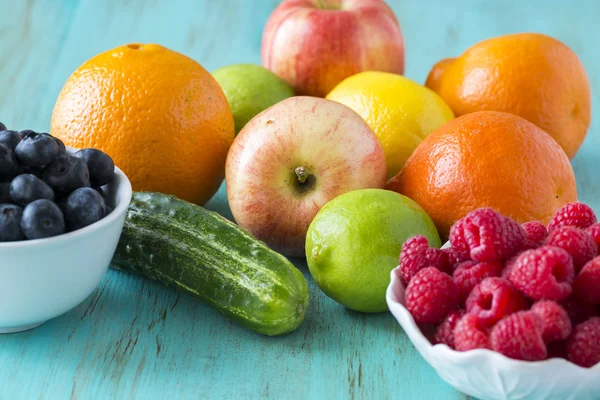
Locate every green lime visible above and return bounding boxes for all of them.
[306,189,440,313]
[212,64,294,134]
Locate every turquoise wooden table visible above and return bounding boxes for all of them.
[1,1,598,399]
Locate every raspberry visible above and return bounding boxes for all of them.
[449,208,526,263]
[585,223,600,248]
[424,248,452,273]
[506,246,574,301]
[453,314,490,351]
[405,267,459,324]
[399,236,428,281]
[490,311,547,361]
[399,236,451,283]
[567,317,600,368]
[548,202,597,233]
[466,277,527,326]
[443,246,470,267]
[453,261,502,304]
[419,324,437,344]
[531,300,572,343]
[547,340,568,359]
[560,296,598,325]
[574,257,600,304]
[434,310,464,349]
[522,221,548,248]
[545,226,597,272]
[501,256,518,279]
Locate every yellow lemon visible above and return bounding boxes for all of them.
[326,71,454,179]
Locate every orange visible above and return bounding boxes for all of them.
[386,111,578,239]
[425,33,591,159]
[51,43,235,205]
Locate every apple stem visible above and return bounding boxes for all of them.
[315,0,338,10]
[295,167,309,184]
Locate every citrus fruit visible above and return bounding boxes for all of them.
[306,188,440,313]
[212,64,294,134]
[326,71,454,179]
[386,111,578,239]
[425,33,591,159]
[50,43,234,205]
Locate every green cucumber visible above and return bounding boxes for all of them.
[111,192,309,336]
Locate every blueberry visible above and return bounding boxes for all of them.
[9,174,55,206]
[0,144,17,181]
[18,129,36,137]
[73,149,115,187]
[0,204,24,242]
[65,187,105,231]
[0,182,12,203]
[0,130,22,151]
[104,204,113,216]
[20,199,65,239]
[16,164,43,178]
[38,132,66,154]
[15,131,60,167]
[52,136,66,154]
[55,197,68,215]
[0,122,6,131]
[94,186,114,209]
[42,155,90,194]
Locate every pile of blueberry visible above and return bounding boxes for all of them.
[0,121,115,242]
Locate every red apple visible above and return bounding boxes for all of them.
[226,96,387,257]
[261,0,405,97]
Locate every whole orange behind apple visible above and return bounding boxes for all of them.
[425,33,591,159]
[226,96,387,257]
[386,111,578,239]
[261,0,405,97]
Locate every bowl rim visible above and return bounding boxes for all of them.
[0,147,132,249]
[386,264,600,373]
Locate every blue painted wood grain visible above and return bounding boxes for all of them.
[0,0,598,399]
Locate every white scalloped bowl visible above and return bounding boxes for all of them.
[386,266,600,400]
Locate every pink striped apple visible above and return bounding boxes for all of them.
[261,0,405,97]
[226,96,387,257]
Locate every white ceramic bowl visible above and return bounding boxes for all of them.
[386,266,600,400]
[0,152,132,333]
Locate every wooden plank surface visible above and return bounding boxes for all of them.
[0,0,598,399]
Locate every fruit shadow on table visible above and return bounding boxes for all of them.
[0,262,407,364]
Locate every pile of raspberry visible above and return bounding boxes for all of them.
[398,203,600,367]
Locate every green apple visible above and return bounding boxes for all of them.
[306,188,440,313]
